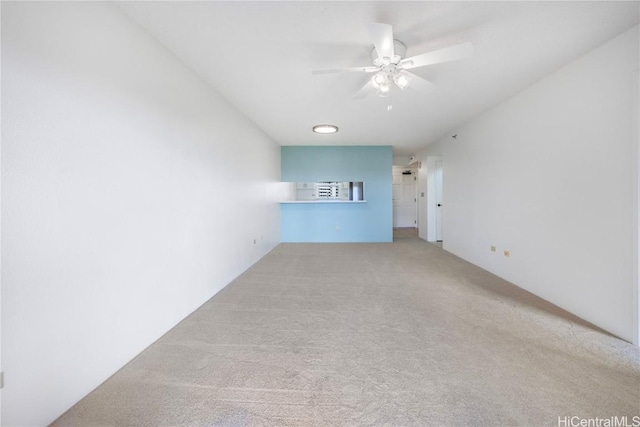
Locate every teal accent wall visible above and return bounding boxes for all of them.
[281,146,393,242]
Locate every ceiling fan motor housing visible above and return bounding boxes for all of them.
[371,39,407,66]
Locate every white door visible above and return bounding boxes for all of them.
[393,170,417,227]
[435,160,443,241]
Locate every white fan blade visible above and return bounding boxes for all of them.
[400,42,474,70]
[368,23,394,61]
[353,79,374,99]
[312,66,378,75]
[405,71,436,94]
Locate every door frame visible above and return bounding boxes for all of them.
[425,156,442,242]
[632,69,639,346]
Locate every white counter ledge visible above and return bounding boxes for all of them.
[280,200,367,204]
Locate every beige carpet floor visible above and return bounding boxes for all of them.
[53,231,640,426]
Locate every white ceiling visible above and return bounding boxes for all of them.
[118,1,639,156]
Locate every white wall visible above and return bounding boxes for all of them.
[1,2,281,425]
[393,156,411,166]
[420,26,639,343]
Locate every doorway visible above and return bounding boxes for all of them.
[392,166,417,228]
[425,156,443,244]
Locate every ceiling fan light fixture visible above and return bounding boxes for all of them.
[394,72,411,90]
[312,124,339,134]
[376,83,390,97]
[371,72,388,88]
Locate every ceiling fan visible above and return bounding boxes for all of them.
[312,23,473,100]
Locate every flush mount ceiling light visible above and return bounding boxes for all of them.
[312,124,339,134]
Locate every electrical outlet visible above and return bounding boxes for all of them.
[504,250,510,257]
[491,246,496,252]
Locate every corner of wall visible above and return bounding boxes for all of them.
[633,67,639,346]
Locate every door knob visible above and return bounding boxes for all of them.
[437,204,442,207]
